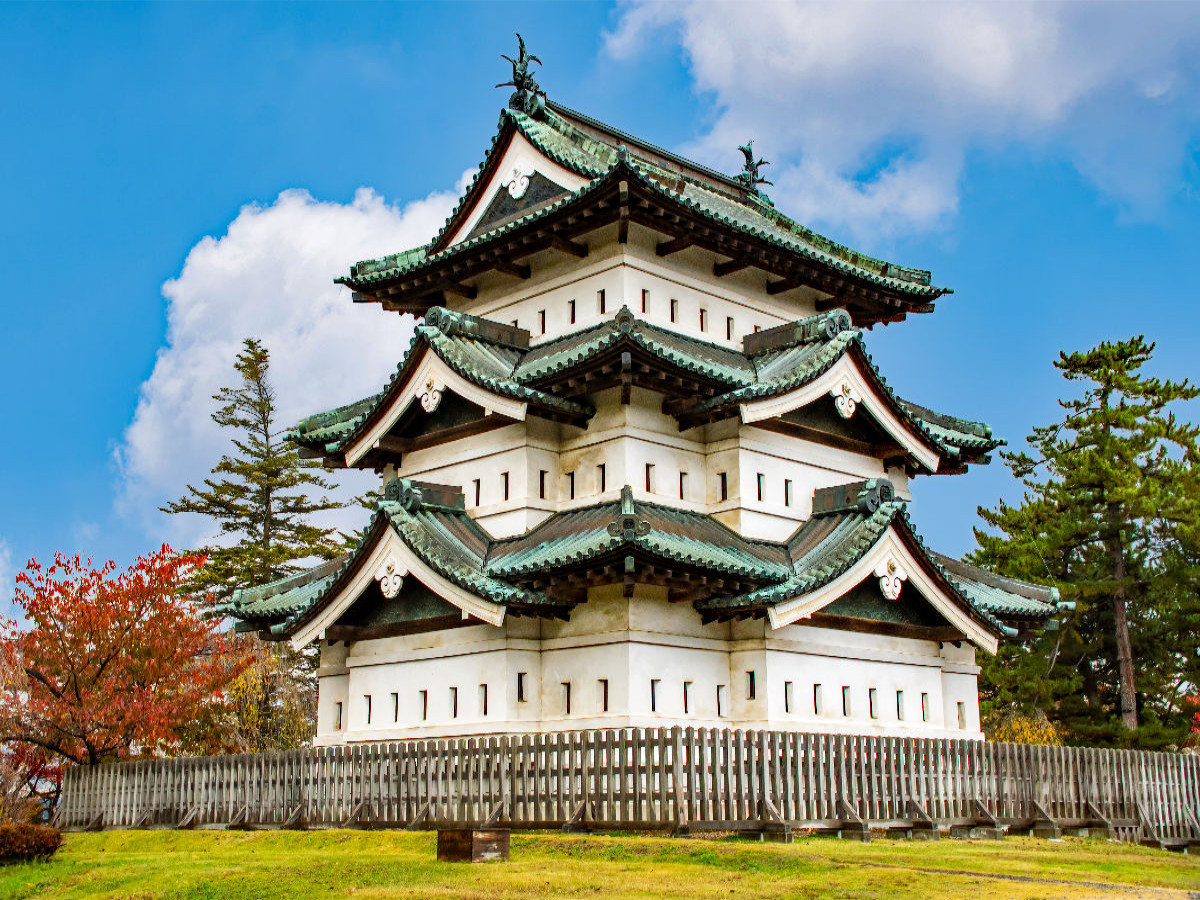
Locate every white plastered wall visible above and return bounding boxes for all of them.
[313,584,983,746]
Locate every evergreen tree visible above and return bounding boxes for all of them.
[973,336,1200,747]
[162,338,347,602]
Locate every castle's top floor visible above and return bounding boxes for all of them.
[336,94,949,332]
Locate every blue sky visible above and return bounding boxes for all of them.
[2,2,1199,603]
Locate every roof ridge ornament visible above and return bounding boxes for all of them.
[608,486,651,541]
[615,305,636,333]
[497,33,546,119]
[737,140,773,201]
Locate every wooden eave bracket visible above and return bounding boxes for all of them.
[549,234,589,258]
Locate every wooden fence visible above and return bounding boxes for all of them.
[57,728,1200,847]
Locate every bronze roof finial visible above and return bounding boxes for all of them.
[737,140,773,197]
[497,33,546,119]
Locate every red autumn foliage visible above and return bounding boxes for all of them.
[0,546,252,766]
[0,822,62,863]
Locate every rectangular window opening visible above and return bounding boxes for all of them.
[450,686,459,719]
[567,471,575,500]
[841,686,851,717]
[538,310,546,335]
[597,463,606,493]
[641,288,650,313]
[756,472,765,502]
[420,690,428,722]
[747,671,756,700]
[699,308,708,332]
[562,682,572,715]
[957,701,967,730]
[479,684,488,717]
[753,324,762,333]
[813,684,823,716]
[645,463,654,493]
[517,673,527,703]
[679,471,687,500]
[501,471,510,501]
[784,479,792,507]
[921,692,930,722]
[511,319,519,329]
[597,289,606,314]
[683,681,692,715]
[472,478,481,507]
[669,298,678,323]
[599,678,609,713]
[726,316,734,341]
[364,694,372,725]
[391,692,399,723]
[784,681,794,714]
[716,684,727,718]
[896,690,905,721]
[718,472,728,502]
[650,679,660,713]
[334,701,343,731]
[869,688,878,720]
[539,470,548,500]
[568,299,576,324]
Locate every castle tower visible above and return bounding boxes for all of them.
[226,42,1060,745]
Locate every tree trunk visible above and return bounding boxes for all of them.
[1107,503,1138,731]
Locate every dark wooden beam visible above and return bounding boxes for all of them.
[713,258,751,277]
[436,279,478,300]
[656,235,694,257]
[325,615,473,643]
[766,277,805,296]
[754,418,907,462]
[806,612,963,643]
[618,180,629,245]
[549,234,588,258]
[493,260,531,280]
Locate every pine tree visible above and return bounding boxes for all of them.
[162,338,347,602]
[973,336,1200,747]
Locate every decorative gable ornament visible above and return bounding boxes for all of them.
[420,377,444,412]
[374,555,405,599]
[831,381,863,418]
[505,164,534,200]
[874,555,908,600]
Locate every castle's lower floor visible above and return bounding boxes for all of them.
[314,587,982,745]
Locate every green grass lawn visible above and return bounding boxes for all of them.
[2,829,1197,900]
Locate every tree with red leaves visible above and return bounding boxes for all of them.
[0,546,251,767]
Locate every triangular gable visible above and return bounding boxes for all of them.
[342,345,528,466]
[287,521,507,649]
[767,525,1000,654]
[440,127,589,250]
[740,351,943,473]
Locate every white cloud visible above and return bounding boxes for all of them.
[117,181,466,547]
[606,1,1200,239]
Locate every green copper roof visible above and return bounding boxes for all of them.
[227,477,1057,644]
[289,306,999,470]
[486,485,790,582]
[224,479,552,635]
[514,307,757,387]
[339,105,945,302]
[289,311,593,455]
[695,479,1045,633]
